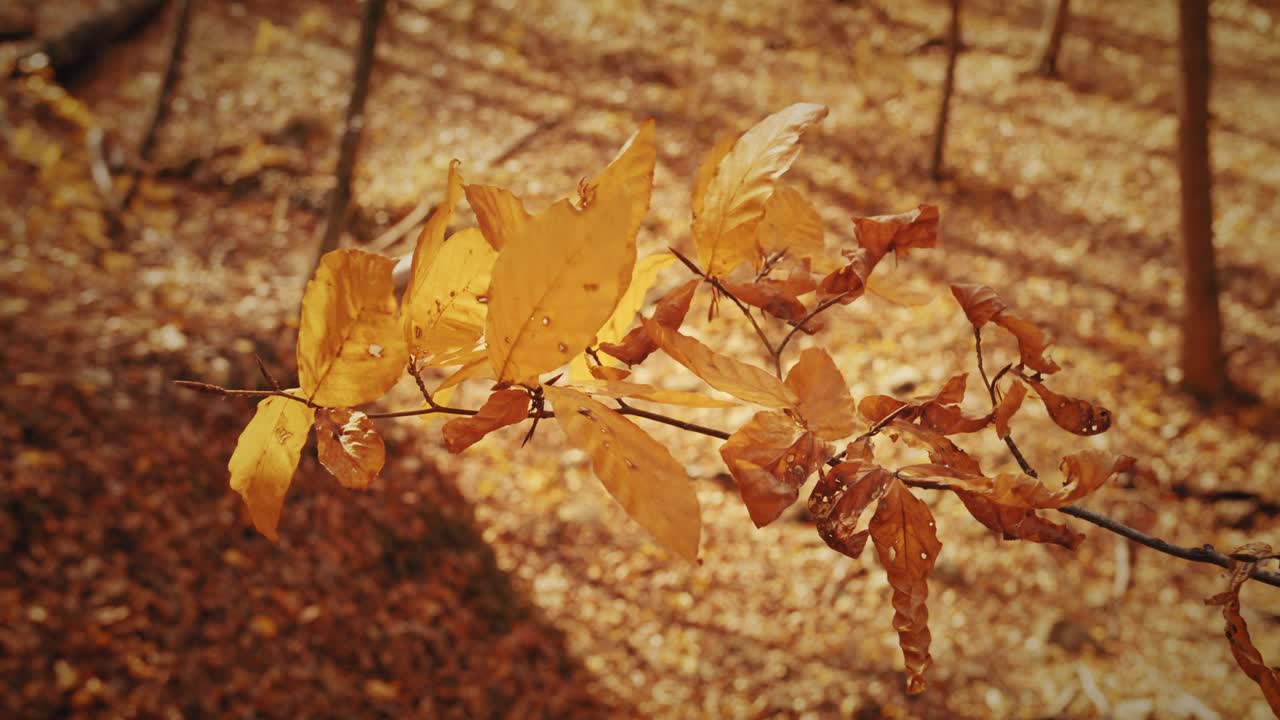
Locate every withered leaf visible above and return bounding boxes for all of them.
[441,388,530,454]
[808,459,893,559]
[954,491,1084,550]
[855,204,940,261]
[642,317,797,408]
[784,347,857,440]
[720,279,807,323]
[869,479,941,695]
[720,410,831,527]
[1028,380,1112,436]
[694,103,828,277]
[298,249,407,407]
[588,364,631,382]
[949,283,1007,328]
[574,379,737,408]
[544,386,701,562]
[315,407,385,489]
[949,284,1061,374]
[599,279,697,365]
[901,450,1136,509]
[816,247,876,305]
[993,380,1028,439]
[859,374,969,427]
[228,395,315,541]
[1205,549,1280,715]
[889,420,984,476]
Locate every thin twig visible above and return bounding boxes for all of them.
[173,380,311,405]
[776,292,850,359]
[253,353,282,391]
[668,246,778,361]
[972,326,1039,477]
[1057,504,1280,589]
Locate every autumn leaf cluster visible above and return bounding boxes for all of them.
[221,103,1148,694]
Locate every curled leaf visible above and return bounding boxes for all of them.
[720,411,831,527]
[574,379,738,408]
[816,248,876,305]
[441,388,530,454]
[600,279,697,365]
[694,103,828,276]
[588,364,631,382]
[901,450,1136,509]
[859,374,969,427]
[642,317,797,408]
[1205,549,1280,715]
[954,491,1084,550]
[869,479,941,695]
[809,459,893,559]
[228,395,315,541]
[993,380,1028,439]
[315,407,385,489]
[949,284,1007,328]
[544,386,701,562]
[784,347,857,440]
[720,279,807,323]
[855,204,940,261]
[1029,380,1112,436]
[298,249,407,407]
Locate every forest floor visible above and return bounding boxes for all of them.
[3,0,1280,718]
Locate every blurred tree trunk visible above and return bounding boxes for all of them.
[1176,0,1228,401]
[313,0,387,272]
[1031,0,1070,77]
[930,0,961,180]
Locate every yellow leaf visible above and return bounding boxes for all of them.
[402,227,496,362]
[642,317,796,408]
[298,249,406,407]
[756,185,825,262]
[693,103,828,277]
[485,125,656,382]
[314,407,384,489]
[596,252,679,347]
[403,160,464,308]
[784,347,856,440]
[464,184,529,251]
[544,386,700,562]
[691,131,737,221]
[589,119,656,242]
[228,395,315,540]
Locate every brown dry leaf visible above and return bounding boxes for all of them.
[888,420,985,475]
[574,379,737,408]
[868,479,941,696]
[1204,549,1280,715]
[855,204,940,261]
[784,347,856,440]
[544,386,701,562]
[693,103,828,277]
[441,388,530,454]
[588,364,631,382]
[902,450,1136,509]
[948,285,1061,374]
[949,283,1008,328]
[314,407,385,489]
[1028,380,1113,436]
[808,459,893,559]
[485,123,655,382]
[756,185,825,261]
[858,374,969,426]
[600,279,697,365]
[228,395,315,541]
[298,249,407,407]
[642,318,797,408]
[953,491,1084,550]
[720,411,831,527]
[993,380,1028,439]
[816,247,876,305]
[720,279,807,323]
[464,184,529,251]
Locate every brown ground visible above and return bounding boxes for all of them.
[3,0,1280,718]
